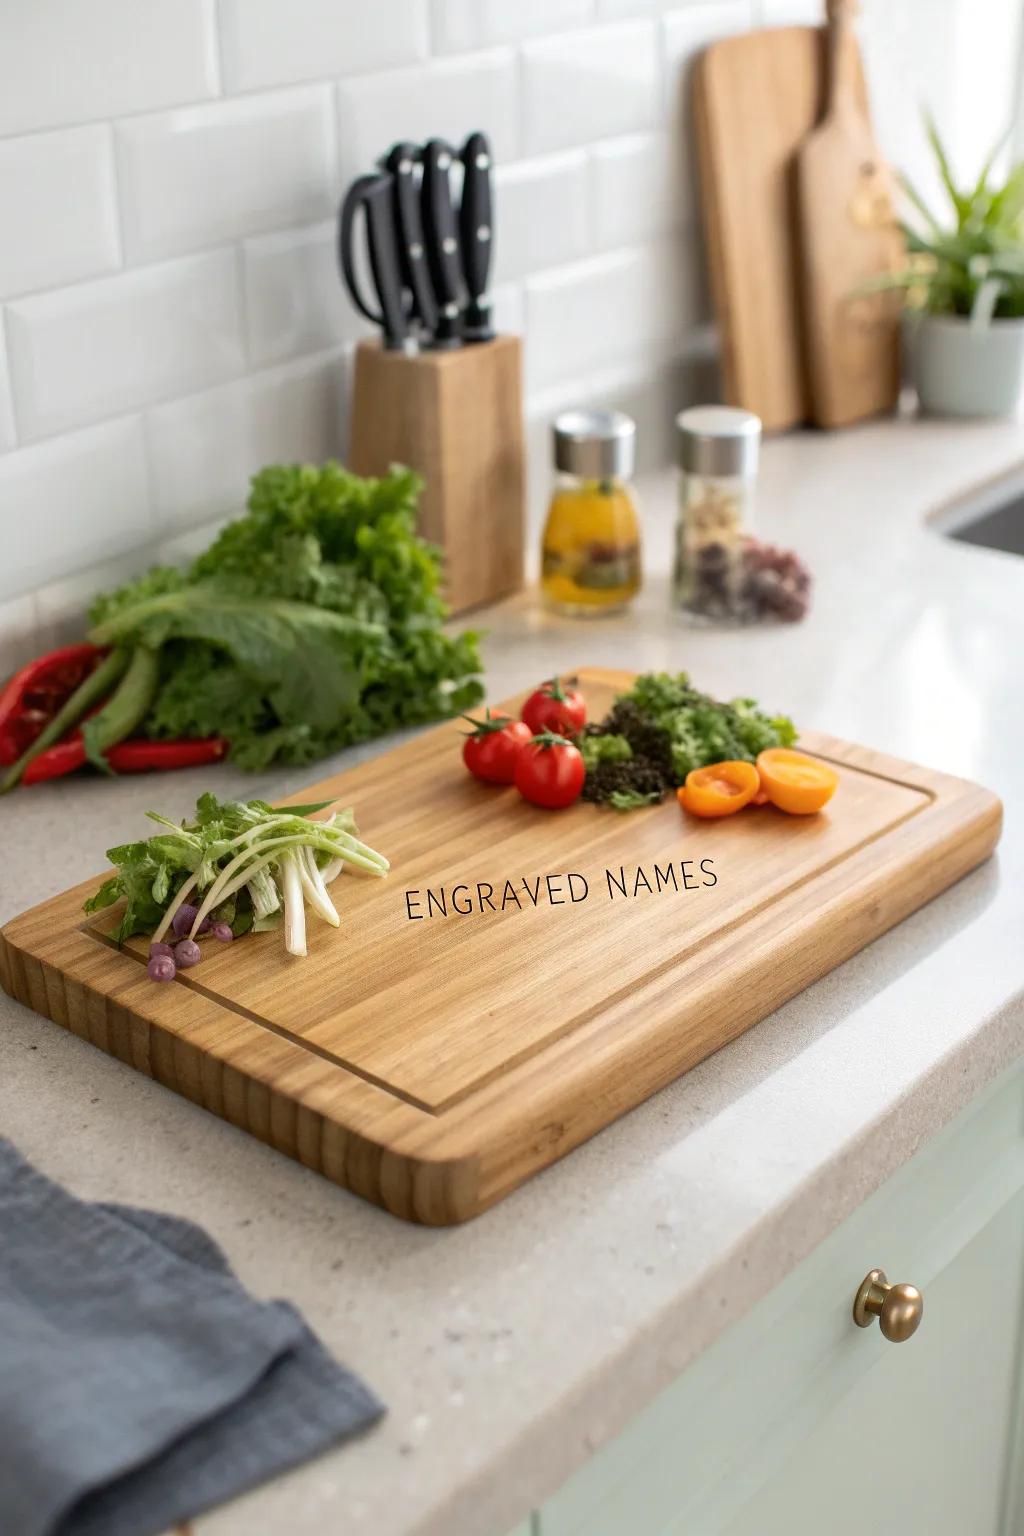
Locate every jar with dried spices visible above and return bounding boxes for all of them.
[673,406,812,624]
[673,405,760,623]
[541,410,642,616]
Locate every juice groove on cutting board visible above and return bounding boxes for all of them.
[0,670,1003,1224]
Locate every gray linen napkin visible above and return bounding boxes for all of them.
[0,1140,384,1536]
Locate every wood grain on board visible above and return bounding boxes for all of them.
[693,23,869,431]
[795,0,903,426]
[349,334,525,615]
[0,671,1002,1224]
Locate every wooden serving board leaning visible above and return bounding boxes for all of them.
[0,670,1002,1225]
[693,17,877,431]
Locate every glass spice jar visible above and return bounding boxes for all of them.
[541,410,642,616]
[673,406,761,624]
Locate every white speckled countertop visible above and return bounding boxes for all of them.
[2,416,1023,1536]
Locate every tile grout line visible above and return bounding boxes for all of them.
[105,121,129,272]
[0,304,23,451]
[207,0,227,97]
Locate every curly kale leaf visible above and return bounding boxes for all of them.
[582,673,797,805]
[614,673,796,780]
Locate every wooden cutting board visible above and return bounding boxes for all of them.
[0,670,1001,1225]
[693,22,870,431]
[795,0,903,426]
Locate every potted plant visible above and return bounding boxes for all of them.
[884,118,1024,417]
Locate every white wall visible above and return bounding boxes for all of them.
[0,0,1017,672]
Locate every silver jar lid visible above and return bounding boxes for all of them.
[553,409,636,479]
[676,406,761,477]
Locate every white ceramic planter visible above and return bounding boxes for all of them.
[910,312,1024,418]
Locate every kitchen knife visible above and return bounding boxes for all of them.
[420,138,463,349]
[458,131,495,343]
[337,171,411,352]
[382,141,439,340]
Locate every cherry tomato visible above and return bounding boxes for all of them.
[521,677,586,737]
[514,732,585,810]
[756,748,838,814]
[677,760,761,818]
[462,710,532,784]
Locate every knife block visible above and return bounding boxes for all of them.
[348,334,525,615]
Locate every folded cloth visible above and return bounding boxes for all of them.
[0,1140,384,1536]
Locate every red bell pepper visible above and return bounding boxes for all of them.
[1,642,227,785]
[0,644,108,765]
[21,733,228,785]
[107,737,229,774]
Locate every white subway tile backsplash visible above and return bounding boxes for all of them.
[0,594,38,676]
[760,0,824,24]
[218,0,430,93]
[521,23,660,156]
[116,88,337,263]
[0,128,120,300]
[335,50,519,186]
[0,0,218,138]
[663,2,755,118]
[0,419,152,602]
[33,549,156,651]
[242,223,369,368]
[146,351,347,532]
[431,0,593,53]
[525,241,693,388]
[0,0,775,643]
[0,339,14,454]
[491,283,526,338]
[596,0,661,14]
[494,152,590,282]
[155,516,230,567]
[590,131,685,249]
[6,252,246,442]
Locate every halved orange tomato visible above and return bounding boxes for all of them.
[755,748,838,815]
[677,759,761,818]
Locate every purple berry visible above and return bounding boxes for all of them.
[174,938,202,968]
[149,940,174,959]
[212,921,234,943]
[171,903,199,939]
[147,954,176,983]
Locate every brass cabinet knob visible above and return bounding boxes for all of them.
[853,1268,923,1342]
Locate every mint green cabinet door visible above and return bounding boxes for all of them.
[721,1189,1024,1536]
[533,1067,1024,1536]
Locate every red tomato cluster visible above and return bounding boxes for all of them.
[461,678,587,810]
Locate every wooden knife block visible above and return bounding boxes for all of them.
[348,334,525,614]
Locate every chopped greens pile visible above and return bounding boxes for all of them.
[85,463,484,771]
[581,671,796,810]
[84,792,388,960]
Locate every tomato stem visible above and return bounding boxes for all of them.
[461,709,513,738]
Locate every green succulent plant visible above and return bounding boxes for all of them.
[876,115,1024,321]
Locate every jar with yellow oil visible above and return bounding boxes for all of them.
[541,410,641,615]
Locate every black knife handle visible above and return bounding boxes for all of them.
[338,173,408,351]
[421,138,463,349]
[458,131,494,342]
[383,141,438,336]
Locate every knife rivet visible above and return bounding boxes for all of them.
[445,301,459,318]
[410,242,423,259]
[477,224,491,242]
[475,153,490,170]
[442,236,457,254]
[398,158,413,175]
[438,152,451,170]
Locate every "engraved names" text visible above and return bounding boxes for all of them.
[404,858,717,920]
